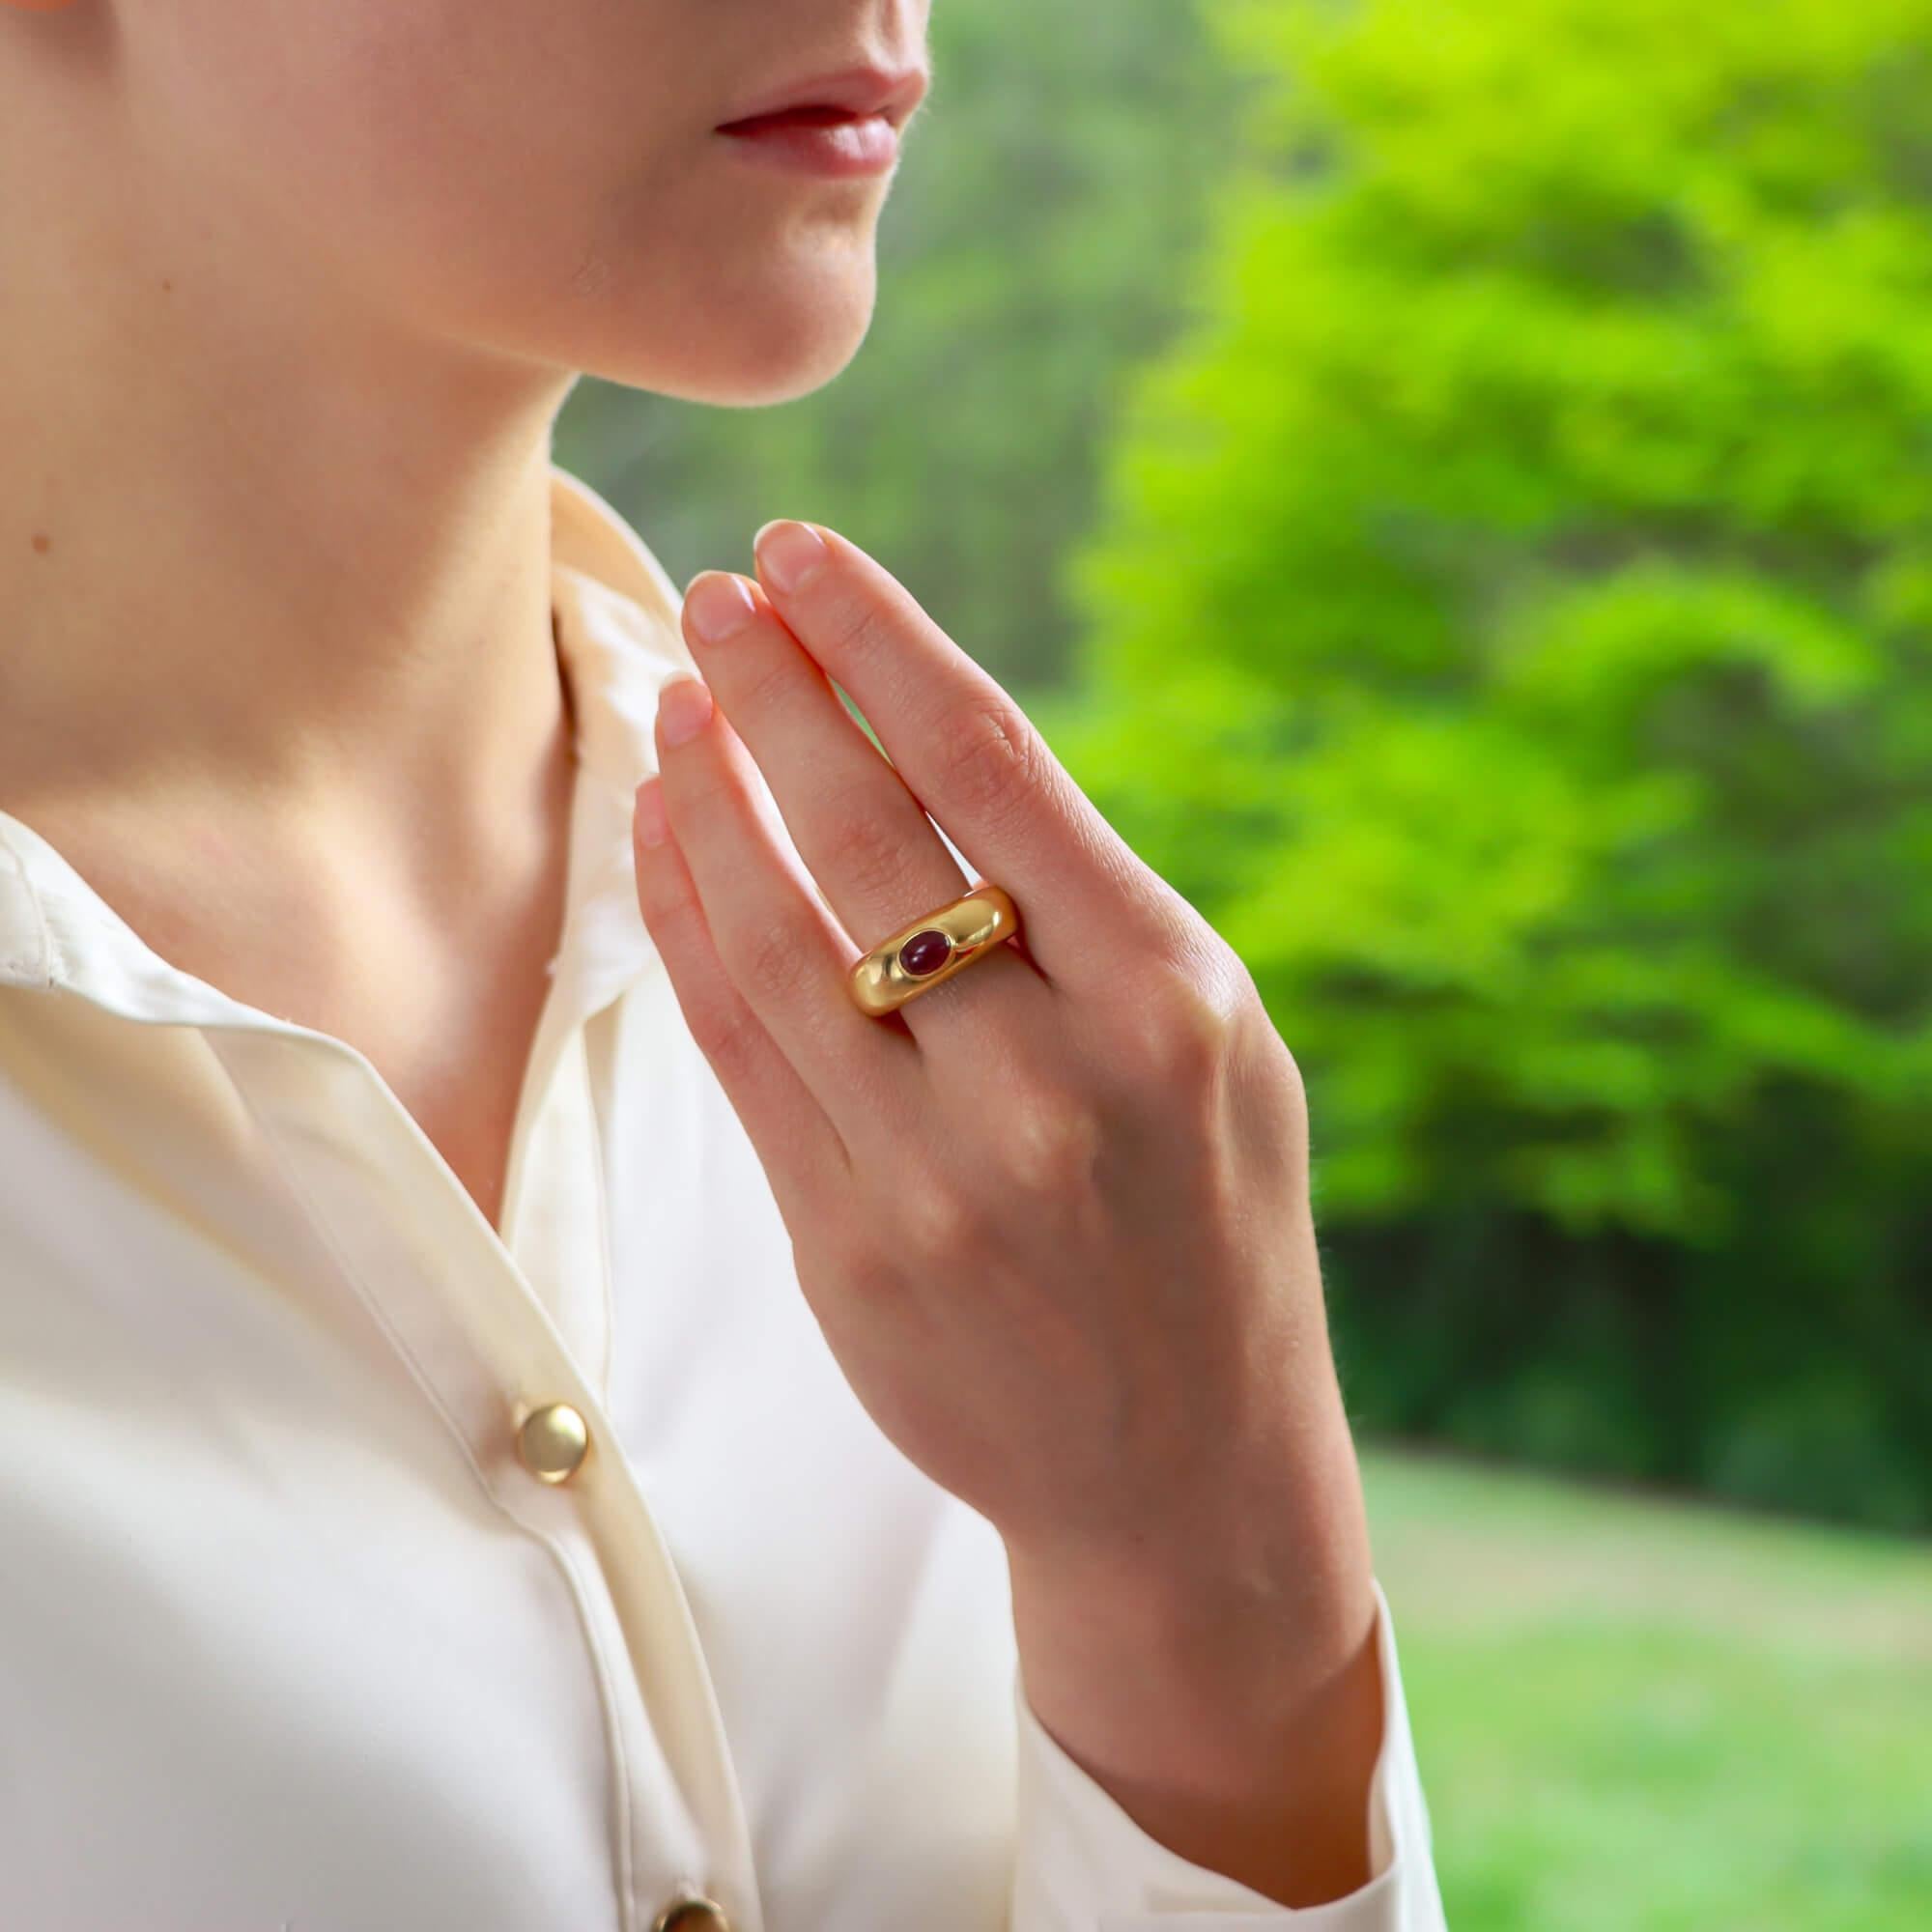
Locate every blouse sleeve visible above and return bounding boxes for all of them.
[1007,1582,1447,1931]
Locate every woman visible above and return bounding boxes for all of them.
[0,1,1445,1926]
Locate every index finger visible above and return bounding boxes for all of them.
[747,519,1184,987]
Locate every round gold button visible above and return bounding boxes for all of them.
[514,1400,590,1484]
[651,1895,730,1932]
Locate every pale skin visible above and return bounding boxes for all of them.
[1,0,1383,1909]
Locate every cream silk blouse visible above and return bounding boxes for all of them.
[0,462,1446,1932]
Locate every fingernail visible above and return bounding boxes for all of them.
[684,572,757,645]
[635,775,669,848]
[753,520,827,594]
[657,674,713,748]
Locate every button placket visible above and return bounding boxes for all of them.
[208,1026,765,1932]
[497,980,617,1389]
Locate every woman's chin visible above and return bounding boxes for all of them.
[594,287,878,409]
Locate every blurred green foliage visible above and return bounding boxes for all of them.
[1363,1449,1932,1930]
[562,0,1932,1530]
[1038,0,1932,1527]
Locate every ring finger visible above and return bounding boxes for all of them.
[650,671,919,1140]
[678,570,1039,1036]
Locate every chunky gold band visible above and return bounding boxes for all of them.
[846,882,1021,1017]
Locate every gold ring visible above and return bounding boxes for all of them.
[847,883,1021,1016]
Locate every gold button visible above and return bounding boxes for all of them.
[651,1895,730,1932]
[514,1400,590,1484]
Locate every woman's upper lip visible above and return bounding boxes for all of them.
[716,63,929,132]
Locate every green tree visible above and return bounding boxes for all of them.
[1040,0,1932,1525]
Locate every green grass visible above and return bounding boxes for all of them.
[1359,1449,1932,1931]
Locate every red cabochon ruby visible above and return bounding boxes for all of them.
[898,928,952,977]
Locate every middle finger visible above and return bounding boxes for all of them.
[679,569,1040,1027]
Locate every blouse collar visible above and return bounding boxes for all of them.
[0,460,697,1040]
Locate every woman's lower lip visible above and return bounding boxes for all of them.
[715,110,899,177]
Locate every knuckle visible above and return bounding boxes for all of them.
[998,1086,1104,1194]
[1138,964,1246,1091]
[936,700,1040,822]
[633,846,693,923]
[735,646,810,722]
[821,592,899,673]
[737,910,820,1009]
[670,757,737,830]
[894,1176,980,1261]
[822,781,923,905]
[1272,1026,1309,1112]
[687,1002,763,1080]
[818,1233,897,1303]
